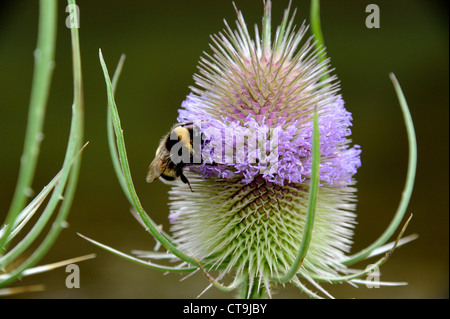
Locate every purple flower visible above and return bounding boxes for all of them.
[166,0,364,298]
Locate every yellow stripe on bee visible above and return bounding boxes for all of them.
[173,126,193,152]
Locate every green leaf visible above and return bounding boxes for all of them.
[98,49,198,266]
[278,106,320,284]
[343,74,417,266]
[78,233,194,273]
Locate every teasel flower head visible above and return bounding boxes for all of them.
[169,0,364,298]
[91,0,416,299]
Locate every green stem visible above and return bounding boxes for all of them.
[238,275,267,299]
[0,0,84,287]
[1,0,57,253]
[310,0,329,82]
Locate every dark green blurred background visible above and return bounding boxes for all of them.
[0,0,448,298]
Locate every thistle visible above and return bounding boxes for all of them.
[94,0,417,299]
[169,0,362,298]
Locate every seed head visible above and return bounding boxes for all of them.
[168,0,362,298]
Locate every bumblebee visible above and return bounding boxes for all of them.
[146,122,199,191]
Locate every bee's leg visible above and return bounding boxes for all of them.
[179,172,193,192]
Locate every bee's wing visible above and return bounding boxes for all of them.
[146,150,166,183]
